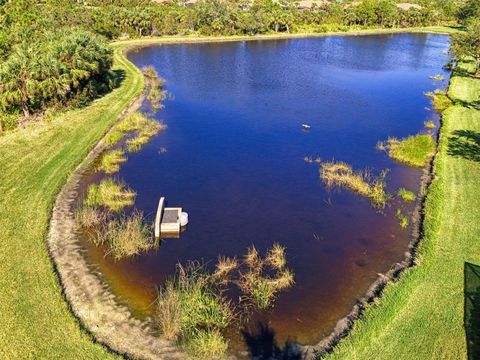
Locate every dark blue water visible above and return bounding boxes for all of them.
[83,34,450,351]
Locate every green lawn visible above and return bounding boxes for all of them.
[325,72,480,359]
[0,46,143,359]
[0,31,476,359]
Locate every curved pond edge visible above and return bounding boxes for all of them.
[47,33,450,360]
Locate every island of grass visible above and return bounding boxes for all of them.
[380,134,436,168]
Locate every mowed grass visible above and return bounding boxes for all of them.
[325,72,480,359]
[0,44,143,358]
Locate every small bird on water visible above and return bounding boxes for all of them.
[302,124,311,130]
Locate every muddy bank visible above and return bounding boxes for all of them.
[46,66,185,359]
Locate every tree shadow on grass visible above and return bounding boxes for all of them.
[464,262,480,360]
[447,130,480,163]
[241,322,302,359]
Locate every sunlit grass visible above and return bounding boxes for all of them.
[381,135,436,168]
[397,188,416,202]
[396,209,409,229]
[101,212,153,260]
[320,161,390,208]
[97,149,127,174]
[425,89,453,113]
[183,329,228,359]
[424,120,436,129]
[84,178,136,212]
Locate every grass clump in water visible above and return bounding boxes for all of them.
[76,206,108,230]
[104,112,166,149]
[238,244,295,310]
[143,66,167,112]
[396,209,409,229]
[397,188,416,202]
[381,135,436,168]
[84,178,136,212]
[156,261,233,358]
[425,89,453,113]
[320,161,390,208]
[97,149,127,174]
[424,120,436,129]
[156,244,294,356]
[101,212,153,259]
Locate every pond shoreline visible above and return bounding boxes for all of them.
[47,32,451,360]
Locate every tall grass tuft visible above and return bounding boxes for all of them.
[381,135,435,168]
[97,149,127,174]
[84,178,136,212]
[238,243,295,310]
[143,66,167,111]
[425,89,452,113]
[213,256,238,281]
[397,188,416,202]
[320,161,390,208]
[183,329,228,359]
[102,212,153,259]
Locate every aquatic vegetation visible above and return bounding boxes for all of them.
[320,161,390,208]
[429,74,445,81]
[84,178,136,212]
[156,262,233,357]
[183,329,229,359]
[424,120,436,129]
[101,212,153,260]
[238,244,295,310]
[125,113,166,153]
[396,209,409,229]
[104,112,166,149]
[76,205,108,229]
[156,245,294,356]
[397,188,416,202]
[425,89,452,113]
[143,66,167,111]
[380,135,436,168]
[213,256,238,281]
[97,149,127,174]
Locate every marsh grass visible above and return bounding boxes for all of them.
[425,89,453,113]
[183,329,228,359]
[101,212,153,259]
[76,205,109,230]
[84,178,136,212]
[97,149,127,174]
[424,120,436,129]
[320,161,390,208]
[429,74,445,81]
[397,188,416,202]
[238,244,295,310]
[382,135,435,168]
[156,262,233,357]
[104,111,166,150]
[156,244,294,356]
[143,66,167,111]
[396,209,409,229]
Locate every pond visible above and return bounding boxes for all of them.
[81,33,450,355]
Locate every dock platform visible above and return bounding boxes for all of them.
[154,197,183,238]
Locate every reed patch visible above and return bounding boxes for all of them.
[84,178,136,212]
[97,149,127,174]
[379,135,435,168]
[425,89,453,113]
[320,161,390,208]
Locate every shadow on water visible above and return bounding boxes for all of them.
[241,322,302,359]
[464,262,480,360]
[448,130,480,163]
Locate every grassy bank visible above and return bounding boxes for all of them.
[325,69,480,359]
[0,45,143,359]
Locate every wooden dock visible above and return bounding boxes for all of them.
[154,197,182,238]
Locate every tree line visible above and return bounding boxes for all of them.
[0,0,479,130]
